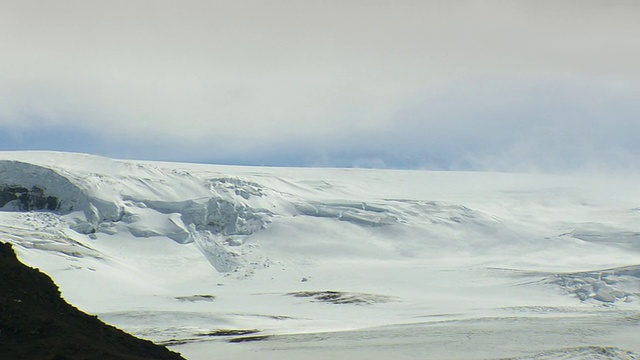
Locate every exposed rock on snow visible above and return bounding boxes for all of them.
[175,295,216,302]
[227,335,272,343]
[0,160,88,213]
[0,185,60,211]
[197,329,260,337]
[287,290,395,305]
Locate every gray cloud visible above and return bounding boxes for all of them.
[0,1,639,171]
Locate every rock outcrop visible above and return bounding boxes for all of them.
[0,242,185,360]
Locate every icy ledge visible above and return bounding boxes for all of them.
[0,159,271,275]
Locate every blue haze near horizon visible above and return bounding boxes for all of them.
[0,1,639,173]
[0,126,454,170]
[2,79,638,173]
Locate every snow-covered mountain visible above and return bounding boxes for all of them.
[1,151,639,359]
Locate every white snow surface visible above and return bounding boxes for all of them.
[1,151,640,359]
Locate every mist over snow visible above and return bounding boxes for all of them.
[1,151,640,359]
[1,1,639,172]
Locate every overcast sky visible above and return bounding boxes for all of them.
[1,1,639,172]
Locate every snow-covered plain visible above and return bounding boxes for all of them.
[1,151,640,359]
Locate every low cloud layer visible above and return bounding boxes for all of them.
[1,1,639,172]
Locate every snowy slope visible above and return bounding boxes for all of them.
[1,151,640,359]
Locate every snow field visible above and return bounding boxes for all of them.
[1,151,640,359]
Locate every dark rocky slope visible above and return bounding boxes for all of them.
[0,242,185,360]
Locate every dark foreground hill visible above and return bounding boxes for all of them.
[0,242,185,360]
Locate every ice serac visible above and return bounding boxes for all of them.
[0,157,272,274]
[0,160,88,213]
[0,160,121,236]
[133,194,271,273]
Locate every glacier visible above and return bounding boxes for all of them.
[1,151,639,359]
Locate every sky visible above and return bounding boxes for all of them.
[1,1,639,172]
